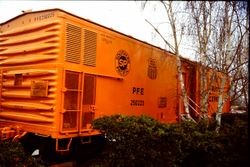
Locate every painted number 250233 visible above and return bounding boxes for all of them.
[130,100,144,106]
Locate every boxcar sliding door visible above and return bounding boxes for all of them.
[61,70,82,133]
[61,71,96,134]
[81,74,96,130]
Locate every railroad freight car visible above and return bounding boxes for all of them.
[0,9,230,155]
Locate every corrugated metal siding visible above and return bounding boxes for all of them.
[0,20,60,124]
[0,69,57,123]
[0,21,60,66]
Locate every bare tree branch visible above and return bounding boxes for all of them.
[145,19,175,52]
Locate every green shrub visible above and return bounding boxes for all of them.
[93,114,165,166]
[92,114,248,167]
[216,113,249,166]
[0,141,44,167]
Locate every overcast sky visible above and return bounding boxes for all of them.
[0,1,195,60]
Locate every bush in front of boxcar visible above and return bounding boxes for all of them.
[92,114,248,167]
[93,114,185,166]
[0,141,44,167]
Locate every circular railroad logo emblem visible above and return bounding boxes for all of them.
[115,50,130,76]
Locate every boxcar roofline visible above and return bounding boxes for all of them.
[0,8,229,78]
[0,8,178,58]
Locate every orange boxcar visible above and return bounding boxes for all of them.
[0,9,230,153]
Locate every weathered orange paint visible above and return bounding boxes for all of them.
[0,9,230,140]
